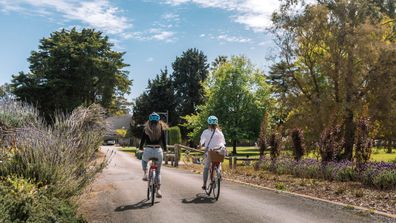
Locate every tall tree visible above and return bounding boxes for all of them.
[171,48,209,118]
[11,28,132,118]
[132,68,176,137]
[271,0,395,159]
[184,56,273,154]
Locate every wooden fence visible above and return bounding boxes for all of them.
[164,144,261,169]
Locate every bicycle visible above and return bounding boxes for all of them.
[204,150,224,201]
[147,157,158,206]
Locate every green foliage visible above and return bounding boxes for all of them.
[362,169,396,190]
[11,28,132,118]
[183,56,273,148]
[172,48,209,118]
[275,182,286,191]
[115,129,127,138]
[167,126,182,145]
[270,0,396,157]
[132,68,176,137]
[0,177,85,223]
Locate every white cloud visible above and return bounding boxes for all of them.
[200,34,206,37]
[0,0,131,35]
[217,34,251,43]
[146,57,154,62]
[151,29,175,42]
[162,12,179,21]
[163,0,283,32]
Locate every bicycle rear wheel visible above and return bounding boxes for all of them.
[151,171,156,206]
[212,167,220,200]
[147,172,151,200]
[205,183,212,195]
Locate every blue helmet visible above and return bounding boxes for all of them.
[149,112,160,122]
[207,115,218,125]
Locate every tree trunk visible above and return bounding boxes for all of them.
[232,139,237,155]
[387,139,393,154]
[343,50,355,161]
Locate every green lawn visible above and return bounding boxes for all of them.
[118,146,396,163]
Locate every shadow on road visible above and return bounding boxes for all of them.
[182,193,216,204]
[114,199,159,211]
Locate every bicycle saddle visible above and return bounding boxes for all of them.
[149,157,158,161]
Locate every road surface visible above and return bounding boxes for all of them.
[78,147,395,223]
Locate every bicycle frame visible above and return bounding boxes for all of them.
[147,160,158,205]
[205,160,221,200]
[210,161,220,181]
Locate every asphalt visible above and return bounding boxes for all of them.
[78,146,396,223]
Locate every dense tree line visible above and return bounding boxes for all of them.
[11,28,132,118]
[131,48,210,140]
[269,0,396,158]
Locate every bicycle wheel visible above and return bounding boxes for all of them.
[147,172,151,200]
[151,172,156,206]
[205,182,212,195]
[212,167,220,200]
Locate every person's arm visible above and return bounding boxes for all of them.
[199,130,207,148]
[139,131,147,150]
[161,129,167,151]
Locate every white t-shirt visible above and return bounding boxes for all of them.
[200,128,226,150]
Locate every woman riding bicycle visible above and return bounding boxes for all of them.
[139,112,167,198]
[198,115,226,190]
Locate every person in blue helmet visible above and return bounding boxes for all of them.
[198,115,226,190]
[139,112,168,198]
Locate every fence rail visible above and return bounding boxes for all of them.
[163,144,261,169]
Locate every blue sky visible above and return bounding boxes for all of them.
[0,0,282,100]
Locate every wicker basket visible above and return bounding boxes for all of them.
[208,150,225,162]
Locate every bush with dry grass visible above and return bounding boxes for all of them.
[0,99,109,221]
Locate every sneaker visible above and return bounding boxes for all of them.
[142,173,148,181]
[156,189,162,198]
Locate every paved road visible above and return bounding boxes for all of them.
[79,147,395,223]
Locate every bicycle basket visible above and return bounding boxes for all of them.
[208,150,225,162]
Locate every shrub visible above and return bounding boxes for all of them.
[360,162,396,190]
[168,126,182,145]
[275,182,286,190]
[0,177,85,223]
[355,117,372,169]
[0,101,107,199]
[269,132,281,161]
[319,125,343,163]
[258,113,268,159]
[291,128,305,161]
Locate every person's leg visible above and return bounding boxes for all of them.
[155,149,164,198]
[202,154,210,189]
[141,148,150,181]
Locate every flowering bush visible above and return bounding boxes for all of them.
[256,158,396,190]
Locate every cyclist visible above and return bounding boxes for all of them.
[198,115,226,190]
[139,112,167,198]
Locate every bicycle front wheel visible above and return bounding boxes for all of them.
[212,168,221,200]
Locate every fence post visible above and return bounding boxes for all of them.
[174,144,179,167]
[164,151,168,165]
[228,156,232,169]
[233,156,237,169]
